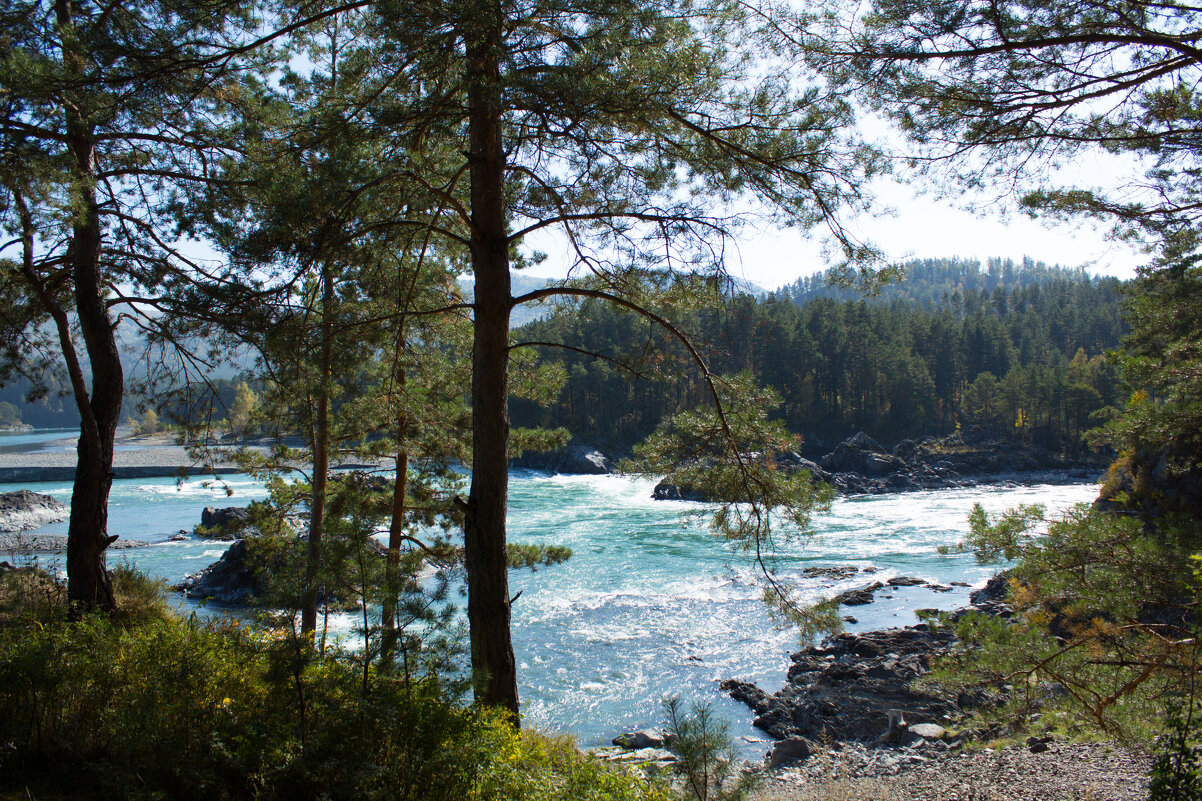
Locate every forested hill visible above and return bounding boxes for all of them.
[780,256,1101,308]
[511,258,1128,452]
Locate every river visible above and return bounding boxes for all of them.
[0,430,1099,753]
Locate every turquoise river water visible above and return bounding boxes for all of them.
[0,430,1100,753]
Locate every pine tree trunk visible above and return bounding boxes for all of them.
[464,12,519,718]
[65,185,121,612]
[57,0,120,612]
[381,385,409,669]
[302,264,335,634]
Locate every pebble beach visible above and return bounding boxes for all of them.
[0,435,243,483]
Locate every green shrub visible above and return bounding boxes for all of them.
[927,504,1201,741]
[478,728,673,801]
[111,560,174,625]
[663,698,758,801]
[0,566,669,801]
[1150,704,1202,801]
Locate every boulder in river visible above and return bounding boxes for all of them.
[512,444,615,475]
[801,565,861,581]
[887,576,928,587]
[833,581,884,606]
[651,481,711,501]
[612,730,666,749]
[177,539,263,604]
[195,505,253,540]
[0,490,69,533]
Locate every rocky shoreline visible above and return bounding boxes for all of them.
[719,576,1012,766]
[707,573,1149,799]
[0,442,245,483]
[0,490,69,533]
[0,435,379,483]
[2,429,1103,497]
[651,430,1105,500]
[599,570,1148,799]
[511,444,615,474]
[0,533,149,552]
[754,739,1149,801]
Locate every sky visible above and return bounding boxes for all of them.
[521,175,1147,292]
[177,168,1147,295]
[520,120,1150,292]
[732,183,1145,290]
[167,112,1149,294]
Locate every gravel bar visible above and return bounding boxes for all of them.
[0,533,149,553]
[0,444,245,483]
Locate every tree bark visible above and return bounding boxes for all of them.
[464,7,519,718]
[57,0,121,612]
[381,371,409,669]
[302,262,335,634]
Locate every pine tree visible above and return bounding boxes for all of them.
[0,0,259,611]
[165,0,882,715]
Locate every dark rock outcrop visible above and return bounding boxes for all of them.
[1094,447,1202,518]
[768,737,815,768]
[652,429,1104,502]
[821,432,888,474]
[195,505,253,540]
[888,576,928,587]
[833,582,885,606]
[651,481,710,501]
[612,730,666,749]
[0,490,69,533]
[801,565,863,581]
[178,536,387,606]
[722,625,959,745]
[964,571,1014,618]
[721,576,1020,765]
[177,539,263,604]
[513,445,615,475]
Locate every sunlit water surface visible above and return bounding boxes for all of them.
[1,443,1099,754]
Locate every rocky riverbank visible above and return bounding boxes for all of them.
[0,490,69,532]
[753,739,1148,801]
[721,575,1013,763]
[0,433,379,483]
[511,444,616,474]
[0,533,148,552]
[713,572,1150,799]
[653,430,1104,501]
[0,443,245,483]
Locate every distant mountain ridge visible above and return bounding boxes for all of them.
[509,255,1127,450]
[5,258,1104,431]
[778,256,1116,308]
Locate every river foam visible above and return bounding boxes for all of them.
[1,460,1100,755]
